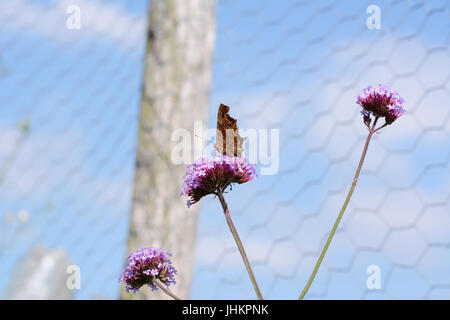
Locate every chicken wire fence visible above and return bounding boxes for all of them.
[1,0,450,299]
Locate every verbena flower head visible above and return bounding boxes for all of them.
[357,84,405,125]
[120,247,177,293]
[181,155,257,207]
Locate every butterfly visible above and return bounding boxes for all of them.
[214,104,245,157]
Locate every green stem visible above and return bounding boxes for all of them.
[155,279,181,300]
[217,190,264,300]
[298,121,377,300]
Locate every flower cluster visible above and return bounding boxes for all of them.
[357,84,405,125]
[181,155,257,207]
[120,247,177,293]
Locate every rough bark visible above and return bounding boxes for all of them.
[120,0,216,300]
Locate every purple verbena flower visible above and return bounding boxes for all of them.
[181,155,257,207]
[357,84,405,125]
[120,247,177,293]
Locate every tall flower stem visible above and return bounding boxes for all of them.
[217,190,264,300]
[155,279,181,300]
[298,118,378,300]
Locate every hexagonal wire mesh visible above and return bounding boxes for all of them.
[1,0,449,299]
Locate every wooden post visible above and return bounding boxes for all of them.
[121,0,216,300]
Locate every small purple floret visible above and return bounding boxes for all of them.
[357,84,405,125]
[181,155,257,207]
[120,247,177,293]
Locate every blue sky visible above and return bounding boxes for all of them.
[1,0,449,299]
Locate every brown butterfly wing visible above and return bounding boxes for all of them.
[215,104,245,157]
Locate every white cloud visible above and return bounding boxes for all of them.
[0,122,131,210]
[0,0,147,51]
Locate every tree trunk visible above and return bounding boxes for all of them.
[121,0,216,300]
